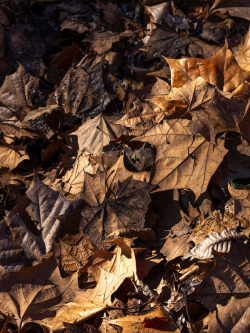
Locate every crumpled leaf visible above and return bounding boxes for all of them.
[109,306,178,332]
[73,113,126,157]
[164,41,250,93]
[0,145,29,170]
[26,173,83,252]
[134,119,228,197]
[183,229,245,260]
[47,61,113,118]
[0,254,78,329]
[0,63,39,120]
[35,239,139,331]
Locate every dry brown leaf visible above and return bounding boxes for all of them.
[0,254,78,329]
[73,113,126,157]
[55,230,93,273]
[83,31,119,55]
[164,41,250,93]
[208,296,250,333]
[228,183,250,222]
[109,305,179,332]
[36,239,139,331]
[26,173,83,252]
[192,241,250,311]
[78,170,152,247]
[160,234,191,262]
[0,63,39,120]
[210,0,250,21]
[133,119,228,197]
[62,151,102,194]
[0,145,29,170]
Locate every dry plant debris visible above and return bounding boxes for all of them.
[2,1,250,332]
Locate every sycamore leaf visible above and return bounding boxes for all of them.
[133,119,228,197]
[183,229,245,260]
[0,63,39,120]
[0,145,29,170]
[0,254,78,329]
[77,170,152,247]
[164,41,250,93]
[26,173,84,252]
[192,242,250,311]
[73,113,126,157]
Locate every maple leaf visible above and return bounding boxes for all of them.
[75,169,152,247]
[72,113,126,157]
[134,119,228,197]
[34,239,139,331]
[0,254,78,329]
[26,173,84,252]
[164,41,250,93]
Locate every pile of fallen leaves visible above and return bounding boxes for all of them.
[2,0,250,332]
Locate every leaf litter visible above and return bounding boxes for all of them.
[2,1,250,333]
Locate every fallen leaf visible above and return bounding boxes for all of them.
[83,31,119,55]
[0,145,29,170]
[134,119,228,197]
[210,0,250,21]
[161,234,191,262]
[228,183,250,222]
[26,173,83,252]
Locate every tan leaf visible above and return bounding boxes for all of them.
[83,31,119,55]
[210,0,250,21]
[133,119,228,197]
[228,183,250,222]
[0,63,39,120]
[160,234,191,262]
[36,239,139,331]
[0,254,78,329]
[73,113,126,157]
[0,145,29,170]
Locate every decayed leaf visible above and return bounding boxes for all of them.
[208,296,250,333]
[0,63,39,120]
[134,119,228,197]
[109,306,179,332]
[78,170,152,247]
[36,239,139,331]
[0,254,78,329]
[183,229,244,260]
[228,183,250,222]
[26,173,83,252]
[47,61,113,118]
[164,41,250,93]
[0,145,29,170]
[160,234,191,262]
[192,242,250,311]
[55,230,93,273]
[73,113,126,157]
